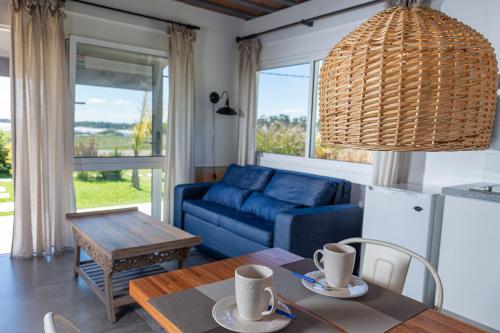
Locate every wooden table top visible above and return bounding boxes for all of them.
[66,207,201,260]
[130,248,484,333]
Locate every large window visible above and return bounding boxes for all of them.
[70,37,167,218]
[310,60,372,164]
[256,64,310,157]
[256,60,372,165]
[74,43,167,158]
[0,56,13,254]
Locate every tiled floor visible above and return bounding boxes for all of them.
[0,249,213,333]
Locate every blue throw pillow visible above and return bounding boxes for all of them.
[241,192,299,221]
[264,171,336,207]
[202,183,252,210]
[222,164,274,191]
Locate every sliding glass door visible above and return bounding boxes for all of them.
[69,36,168,218]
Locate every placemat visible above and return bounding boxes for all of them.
[148,259,429,333]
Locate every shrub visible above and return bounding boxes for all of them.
[74,137,98,157]
[256,115,306,156]
[96,149,123,181]
[0,130,11,177]
[76,171,91,181]
[96,169,123,181]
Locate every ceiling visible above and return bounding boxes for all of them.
[175,0,309,20]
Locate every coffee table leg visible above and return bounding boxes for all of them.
[178,248,189,269]
[104,271,116,323]
[74,245,80,279]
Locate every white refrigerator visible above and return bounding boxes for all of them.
[362,185,444,305]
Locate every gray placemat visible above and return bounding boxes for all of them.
[148,259,429,333]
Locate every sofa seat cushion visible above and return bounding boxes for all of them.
[264,171,337,207]
[202,182,252,210]
[219,214,274,247]
[222,164,274,191]
[241,192,300,222]
[183,200,242,227]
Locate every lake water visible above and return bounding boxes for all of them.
[75,127,132,136]
[0,123,133,136]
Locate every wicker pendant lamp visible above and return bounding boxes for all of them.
[319,2,498,151]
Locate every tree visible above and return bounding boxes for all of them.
[131,92,152,189]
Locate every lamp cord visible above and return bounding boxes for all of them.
[212,103,217,180]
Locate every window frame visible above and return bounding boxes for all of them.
[257,54,373,185]
[68,35,168,217]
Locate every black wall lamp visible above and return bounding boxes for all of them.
[209,91,237,180]
[210,91,237,116]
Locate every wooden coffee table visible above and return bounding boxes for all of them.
[130,248,485,333]
[67,207,201,322]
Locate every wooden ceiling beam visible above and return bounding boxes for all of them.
[177,0,256,19]
[269,0,297,6]
[227,0,274,13]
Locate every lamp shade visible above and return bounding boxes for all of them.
[319,6,498,151]
[216,100,237,115]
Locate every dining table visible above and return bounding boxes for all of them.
[130,248,484,332]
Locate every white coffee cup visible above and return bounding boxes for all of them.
[235,264,278,321]
[314,243,356,288]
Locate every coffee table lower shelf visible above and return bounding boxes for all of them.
[77,260,169,310]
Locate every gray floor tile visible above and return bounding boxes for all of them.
[0,249,213,332]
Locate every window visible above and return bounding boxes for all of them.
[256,64,310,157]
[73,169,159,213]
[70,37,167,218]
[255,60,372,166]
[310,60,372,164]
[0,56,13,254]
[74,43,168,157]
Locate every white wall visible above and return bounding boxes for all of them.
[0,0,243,168]
[422,0,500,187]
[242,0,500,188]
[240,0,386,67]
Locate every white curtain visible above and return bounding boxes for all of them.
[237,39,260,165]
[10,0,75,258]
[163,23,196,223]
[371,151,410,186]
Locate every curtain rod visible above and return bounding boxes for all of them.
[235,0,385,43]
[71,0,200,30]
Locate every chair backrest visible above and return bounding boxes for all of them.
[44,313,81,333]
[339,237,443,311]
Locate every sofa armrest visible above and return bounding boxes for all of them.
[274,204,363,259]
[173,182,213,229]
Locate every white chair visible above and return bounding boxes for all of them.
[43,312,81,333]
[339,237,443,311]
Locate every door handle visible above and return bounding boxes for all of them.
[413,206,423,212]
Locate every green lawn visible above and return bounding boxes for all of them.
[0,179,14,216]
[74,170,153,209]
[0,170,156,215]
[0,179,13,203]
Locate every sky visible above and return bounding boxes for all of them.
[75,84,152,124]
[257,63,310,120]
[0,62,311,126]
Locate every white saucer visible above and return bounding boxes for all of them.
[212,295,292,333]
[301,270,369,298]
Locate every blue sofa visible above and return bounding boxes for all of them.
[174,164,363,259]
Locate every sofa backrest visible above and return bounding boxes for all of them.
[222,164,274,192]
[263,169,351,206]
[221,165,351,206]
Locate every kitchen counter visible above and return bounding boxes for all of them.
[442,182,500,203]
